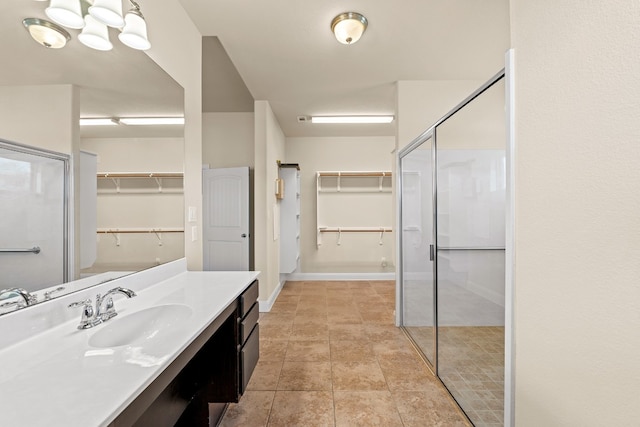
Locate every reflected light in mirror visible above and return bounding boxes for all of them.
[310,115,394,124]
[118,117,185,125]
[22,18,71,49]
[80,118,118,126]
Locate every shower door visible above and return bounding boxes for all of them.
[399,71,507,426]
[400,137,435,366]
[0,140,69,291]
[435,77,506,426]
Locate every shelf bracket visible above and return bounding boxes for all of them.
[337,227,342,246]
[153,230,163,246]
[337,172,341,192]
[153,177,163,193]
[109,177,121,193]
[109,231,121,246]
[379,228,385,245]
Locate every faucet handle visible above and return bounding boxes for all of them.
[68,299,101,329]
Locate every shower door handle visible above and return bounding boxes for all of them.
[429,244,434,261]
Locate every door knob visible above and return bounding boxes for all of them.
[241,233,247,238]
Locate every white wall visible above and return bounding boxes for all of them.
[510,1,640,425]
[143,1,203,271]
[202,112,254,169]
[397,80,483,150]
[285,136,396,274]
[254,101,286,305]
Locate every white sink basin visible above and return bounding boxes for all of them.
[89,304,192,348]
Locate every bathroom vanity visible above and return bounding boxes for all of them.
[0,260,260,426]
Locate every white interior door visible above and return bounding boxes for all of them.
[203,167,249,270]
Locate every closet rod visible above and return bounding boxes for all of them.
[97,228,184,234]
[97,172,183,178]
[317,171,392,178]
[318,227,393,233]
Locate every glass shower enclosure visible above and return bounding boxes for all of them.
[0,139,70,292]
[399,71,506,426]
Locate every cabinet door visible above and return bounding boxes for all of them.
[240,324,259,394]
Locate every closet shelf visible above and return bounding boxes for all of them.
[317,171,392,178]
[97,172,183,178]
[316,226,393,247]
[98,172,183,193]
[97,228,184,247]
[97,228,184,234]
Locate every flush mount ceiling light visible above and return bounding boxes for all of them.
[331,12,368,45]
[25,0,151,51]
[310,115,394,124]
[22,18,71,49]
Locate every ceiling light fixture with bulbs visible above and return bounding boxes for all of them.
[331,12,368,45]
[23,0,150,51]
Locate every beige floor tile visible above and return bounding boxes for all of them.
[219,390,275,427]
[334,390,403,427]
[360,309,395,324]
[221,280,492,427]
[392,390,471,427]
[382,367,439,392]
[365,324,407,341]
[277,361,332,390]
[271,299,299,310]
[372,339,417,359]
[331,361,388,391]
[290,323,330,341]
[330,340,377,363]
[285,340,330,362]
[246,360,284,391]
[259,323,293,340]
[267,391,334,427]
[327,311,363,324]
[259,340,288,362]
[259,313,295,327]
[328,323,367,341]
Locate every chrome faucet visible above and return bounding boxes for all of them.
[0,288,38,311]
[68,287,136,329]
[96,287,137,321]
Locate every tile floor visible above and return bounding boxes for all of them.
[219,281,471,427]
[407,326,505,427]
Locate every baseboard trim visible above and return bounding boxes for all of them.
[286,272,396,281]
[258,280,284,312]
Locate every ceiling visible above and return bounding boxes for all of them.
[185,0,510,137]
[0,1,510,140]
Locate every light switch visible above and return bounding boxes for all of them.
[191,226,198,242]
[188,206,197,222]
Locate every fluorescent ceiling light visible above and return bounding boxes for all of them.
[118,117,185,125]
[310,115,394,124]
[80,118,118,126]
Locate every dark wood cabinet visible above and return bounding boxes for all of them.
[114,280,260,427]
[237,280,260,395]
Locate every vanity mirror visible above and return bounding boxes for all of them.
[0,0,185,315]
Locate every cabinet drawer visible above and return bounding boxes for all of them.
[240,280,259,318]
[240,324,259,394]
[240,302,259,344]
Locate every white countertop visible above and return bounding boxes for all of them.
[0,269,259,427]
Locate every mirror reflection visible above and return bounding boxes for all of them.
[0,0,184,315]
